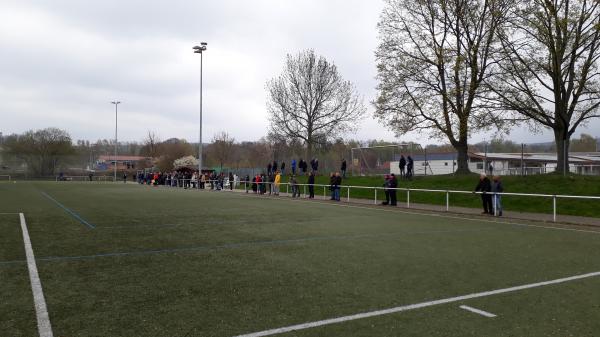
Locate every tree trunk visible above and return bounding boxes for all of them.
[305,142,313,165]
[454,141,471,174]
[554,131,570,175]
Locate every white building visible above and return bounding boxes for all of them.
[390,152,600,176]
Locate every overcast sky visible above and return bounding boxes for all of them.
[1,0,598,145]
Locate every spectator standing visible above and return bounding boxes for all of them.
[274,171,281,196]
[229,172,234,190]
[267,172,274,195]
[382,174,390,205]
[281,162,286,176]
[333,172,342,201]
[341,159,347,178]
[267,162,272,175]
[491,175,503,216]
[273,161,278,173]
[302,159,308,175]
[252,175,258,193]
[389,173,398,206]
[290,175,300,198]
[474,174,493,215]
[291,159,297,175]
[123,172,127,183]
[407,156,414,178]
[308,171,315,199]
[399,155,406,178]
[329,172,335,200]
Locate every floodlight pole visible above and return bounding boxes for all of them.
[193,42,207,178]
[111,101,121,182]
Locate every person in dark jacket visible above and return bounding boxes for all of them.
[272,161,278,173]
[229,172,234,190]
[333,172,342,201]
[474,173,493,214]
[491,175,503,216]
[308,171,315,199]
[389,173,398,206]
[329,172,336,200]
[341,159,347,178]
[281,161,286,176]
[406,156,414,178]
[267,163,272,175]
[382,175,390,205]
[301,159,308,175]
[399,155,406,178]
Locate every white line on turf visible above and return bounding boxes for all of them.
[459,305,497,318]
[233,271,600,337]
[19,213,54,337]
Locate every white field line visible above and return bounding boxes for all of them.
[459,305,497,318]
[264,195,600,236]
[234,271,600,337]
[19,213,54,337]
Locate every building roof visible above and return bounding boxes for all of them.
[395,153,457,161]
[469,152,600,164]
[98,155,151,162]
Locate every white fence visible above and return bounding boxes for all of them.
[232,181,599,223]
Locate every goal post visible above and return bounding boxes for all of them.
[0,175,11,182]
[350,143,423,176]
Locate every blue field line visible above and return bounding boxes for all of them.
[0,227,493,265]
[0,259,26,266]
[40,192,96,229]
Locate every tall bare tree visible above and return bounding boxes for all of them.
[374,0,513,173]
[142,130,161,158]
[492,0,600,173]
[208,131,235,171]
[267,49,365,161]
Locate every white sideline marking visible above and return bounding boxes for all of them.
[19,213,54,337]
[459,305,497,318]
[234,271,600,337]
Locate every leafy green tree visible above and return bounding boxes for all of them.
[4,128,74,176]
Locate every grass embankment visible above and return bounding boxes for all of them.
[272,174,600,218]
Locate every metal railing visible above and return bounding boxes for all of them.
[119,177,600,223]
[231,181,600,223]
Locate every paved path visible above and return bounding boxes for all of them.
[230,186,600,227]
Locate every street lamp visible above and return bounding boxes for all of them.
[111,101,121,182]
[193,42,207,181]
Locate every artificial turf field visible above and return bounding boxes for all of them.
[1,181,600,337]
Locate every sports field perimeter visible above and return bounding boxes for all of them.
[1,181,600,336]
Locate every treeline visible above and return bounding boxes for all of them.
[1,127,597,177]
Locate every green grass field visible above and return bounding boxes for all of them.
[2,181,600,336]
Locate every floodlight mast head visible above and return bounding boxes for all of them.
[193,43,207,53]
